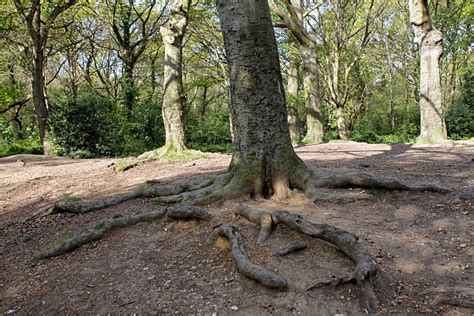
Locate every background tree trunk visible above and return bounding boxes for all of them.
[32,52,51,155]
[302,45,324,144]
[335,104,349,140]
[160,0,191,152]
[409,0,447,143]
[269,0,325,144]
[287,36,302,144]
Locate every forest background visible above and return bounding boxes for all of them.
[0,0,472,159]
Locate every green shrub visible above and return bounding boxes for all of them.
[186,111,232,153]
[0,139,42,158]
[446,72,473,140]
[120,98,165,156]
[49,91,119,157]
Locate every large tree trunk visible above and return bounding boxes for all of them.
[409,0,447,143]
[287,36,302,144]
[302,45,324,144]
[217,0,309,199]
[160,0,190,152]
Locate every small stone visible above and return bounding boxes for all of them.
[229,306,238,311]
[459,243,466,248]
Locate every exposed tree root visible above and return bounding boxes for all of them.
[257,212,274,244]
[167,205,211,220]
[28,175,220,221]
[312,172,448,193]
[36,209,168,260]
[215,224,288,289]
[26,164,448,227]
[36,205,213,260]
[439,298,474,308]
[271,241,307,256]
[234,204,378,313]
[305,274,355,291]
[425,287,474,309]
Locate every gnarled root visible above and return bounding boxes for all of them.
[29,175,221,221]
[312,172,448,193]
[36,209,168,260]
[235,204,378,313]
[36,205,212,260]
[215,224,288,289]
[305,273,355,291]
[167,205,211,220]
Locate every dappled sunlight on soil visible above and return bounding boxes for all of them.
[0,142,472,314]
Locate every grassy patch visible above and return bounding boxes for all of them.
[63,195,82,202]
[152,197,168,206]
[159,149,208,163]
[113,158,138,172]
[43,234,72,251]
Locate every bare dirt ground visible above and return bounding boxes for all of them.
[1,142,473,315]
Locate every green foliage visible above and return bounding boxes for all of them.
[186,111,232,153]
[49,91,119,157]
[121,98,165,156]
[0,138,42,158]
[446,72,474,140]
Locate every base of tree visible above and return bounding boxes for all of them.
[415,135,450,145]
[112,147,208,172]
[27,163,448,222]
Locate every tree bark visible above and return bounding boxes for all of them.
[217,0,310,199]
[302,45,324,144]
[160,0,191,151]
[409,0,447,143]
[32,51,52,155]
[335,103,349,141]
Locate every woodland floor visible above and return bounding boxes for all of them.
[0,142,473,315]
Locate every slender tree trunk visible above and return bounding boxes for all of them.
[409,0,447,143]
[149,55,157,99]
[302,45,324,144]
[200,85,208,119]
[32,46,51,155]
[285,0,304,146]
[160,0,190,151]
[31,3,51,155]
[287,35,302,144]
[122,61,136,118]
[217,0,308,199]
[335,104,349,141]
[385,41,395,131]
